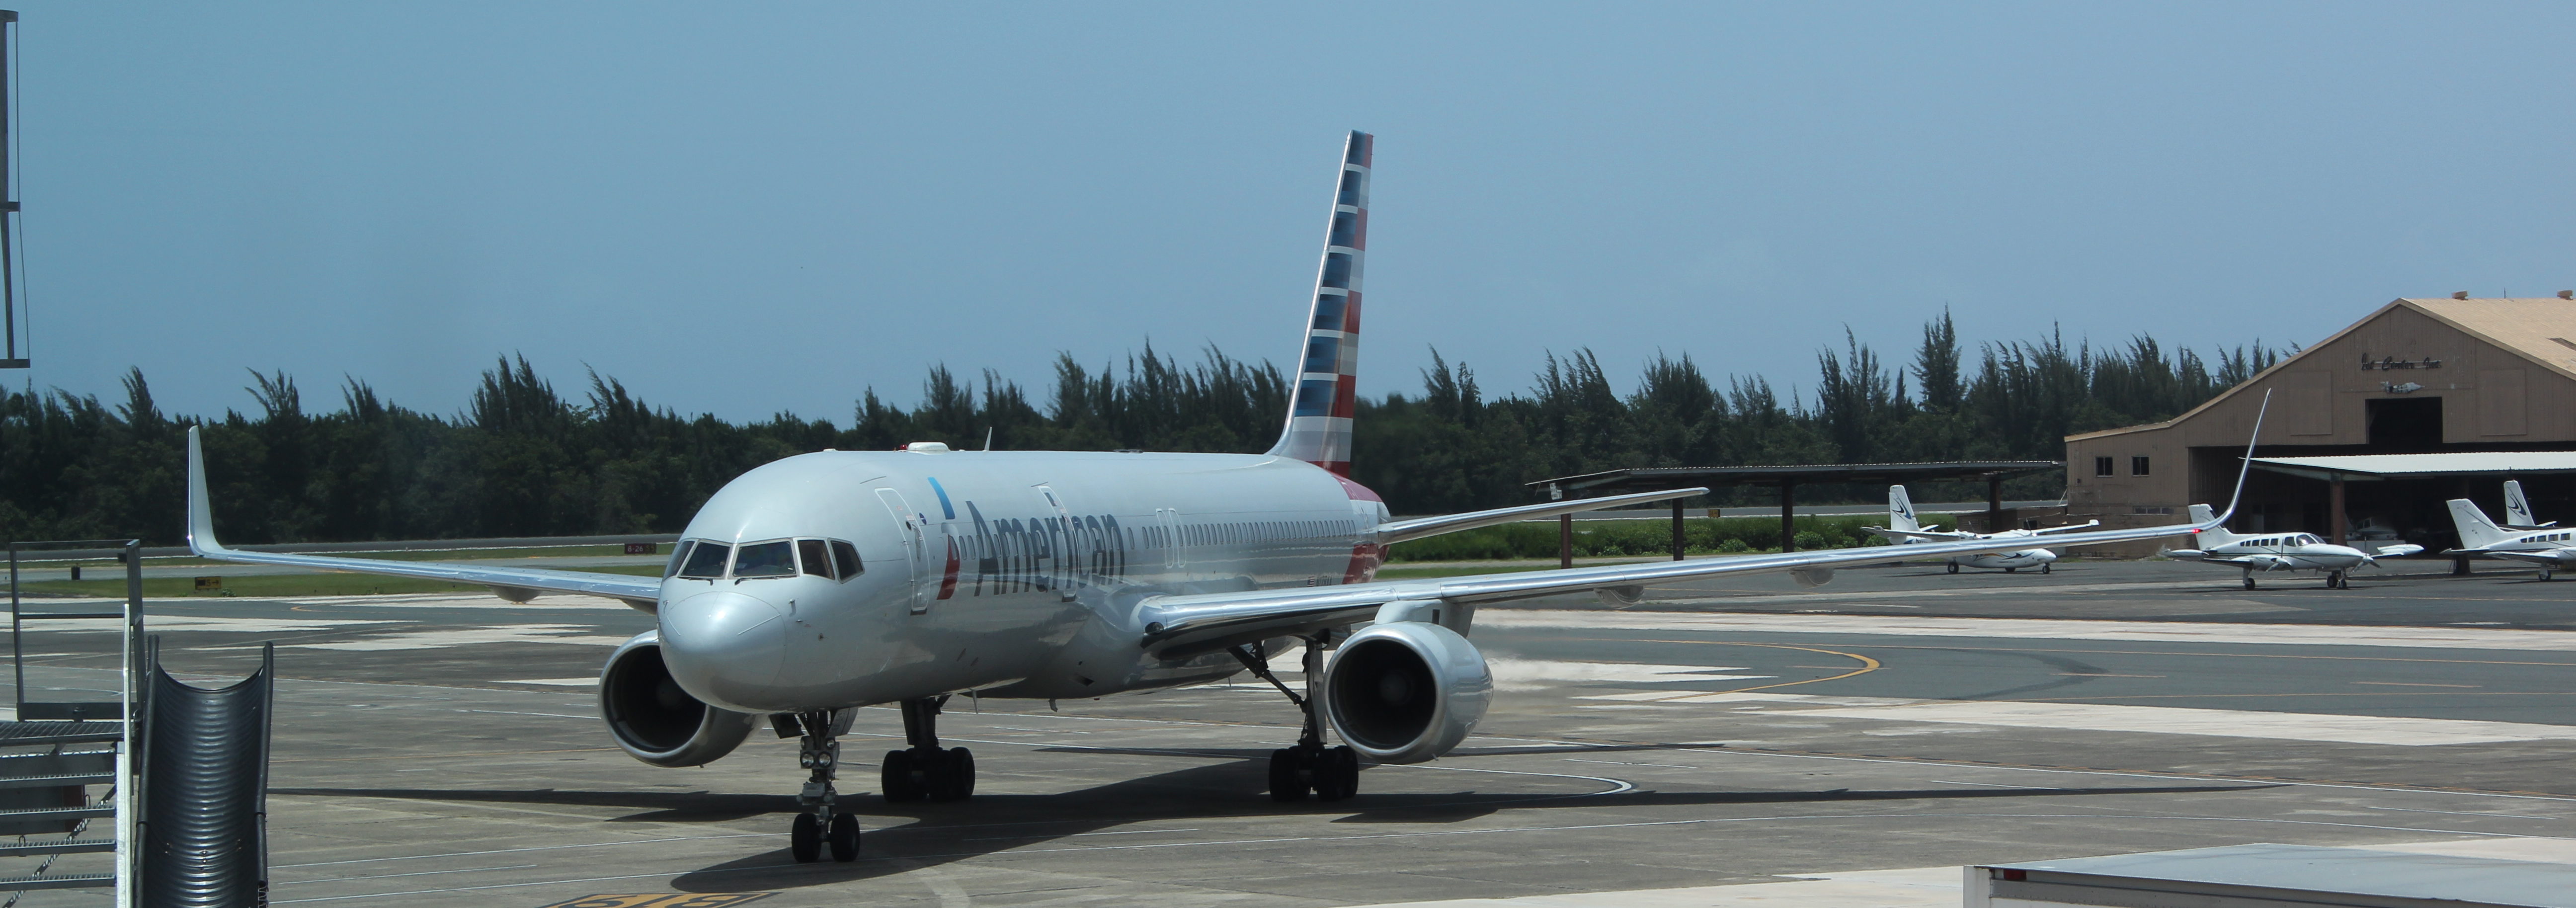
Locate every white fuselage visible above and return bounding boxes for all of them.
[2191,533,2374,572]
[2460,528,2576,564]
[654,448,1390,715]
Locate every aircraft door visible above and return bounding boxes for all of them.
[875,488,930,614]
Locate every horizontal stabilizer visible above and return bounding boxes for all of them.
[1377,488,1709,545]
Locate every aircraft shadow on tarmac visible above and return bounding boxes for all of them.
[270,748,2274,891]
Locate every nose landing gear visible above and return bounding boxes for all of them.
[1230,632,1361,803]
[782,709,860,863]
[882,696,976,803]
[2325,570,2348,589]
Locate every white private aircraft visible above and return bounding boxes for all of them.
[181,131,2235,863]
[2164,504,2420,589]
[2444,497,2576,580]
[1860,485,2099,574]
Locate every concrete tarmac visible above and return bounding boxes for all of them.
[7,558,2576,906]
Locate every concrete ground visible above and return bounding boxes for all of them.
[6,558,2576,906]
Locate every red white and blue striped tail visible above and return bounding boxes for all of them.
[1269,130,1371,477]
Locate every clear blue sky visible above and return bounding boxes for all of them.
[16,2,2576,422]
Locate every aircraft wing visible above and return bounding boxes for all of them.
[1863,527,1978,541]
[184,427,663,611]
[1135,514,2218,657]
[2029,520,2103,535]
[2483,549,2576,566]
[1376,488,1709,545]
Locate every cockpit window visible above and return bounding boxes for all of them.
[830,540,863,579]
[664,540,697,578]
[2294,534,2320,546]
[732,540,797,578]
[798,539,834,579]
[677,541,731,579]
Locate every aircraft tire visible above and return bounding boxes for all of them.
[2041,564,2052,575]
[2243,577,2257,590]
[2004,568,2016,574]
[1268,747,1309,802]
[790,812,822,863]
[1945,563,1958,575]
[882,749,923,803]
[827,814,861,862]
[930,747,975,801]
[2541,570,2554,582]
[1313,746,1360,801]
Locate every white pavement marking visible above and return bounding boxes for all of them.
[1581,691,2576,746]
[283,624,635,651]
[496,677,600,686]
[278,593,639,611]
[1337,866,1960,908]
[1485,658,1771,691]
[37,614,391,634]
[1481,610,2576,652]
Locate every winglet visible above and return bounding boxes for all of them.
[2208,389,2270,528]
[185,426,229,556]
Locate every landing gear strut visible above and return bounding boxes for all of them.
[2242,570,2258,590]
[882,696,975,804]
[1231,632,1360,802]
[783,709,860,863]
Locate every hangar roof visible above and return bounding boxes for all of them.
[2249,451,2576,482]
[2067,297,2576,443]
[1533,460,2060,495]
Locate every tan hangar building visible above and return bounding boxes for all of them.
[2064,296,2576,557]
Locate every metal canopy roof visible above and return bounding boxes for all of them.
[2250,451,2576,482]
[1534,461,2061,495]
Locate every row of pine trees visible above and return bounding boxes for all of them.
[2,314,2281,545]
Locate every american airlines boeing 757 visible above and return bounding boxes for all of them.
[181,131,2244,863]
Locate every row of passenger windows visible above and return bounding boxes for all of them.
[2243,535,2320,547]
[1145,519,1351,549]
[668,538,864,581]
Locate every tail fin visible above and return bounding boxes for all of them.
[2449,498,2512,549]
[1269,130,1372,477]
[2505,480,2536,526]
[2187,503,2237,546]
[1887,485,1920,533]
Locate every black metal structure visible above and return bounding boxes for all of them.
[137,642,272,908]
[0,9,25,370]
[1532,461,2061,561]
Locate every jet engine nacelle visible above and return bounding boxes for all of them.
[599,631,759,767]
[1321,621,1493,764]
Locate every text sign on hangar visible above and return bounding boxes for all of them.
[2359,353,2443,370]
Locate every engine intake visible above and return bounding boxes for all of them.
[1322,621,1492,764]
[600,631,758,767]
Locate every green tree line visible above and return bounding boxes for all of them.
[2,316,2280,545]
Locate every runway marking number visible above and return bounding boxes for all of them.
[536,896,772,908]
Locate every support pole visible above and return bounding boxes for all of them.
[1779,481,1797,553]
[1671,498,1686,561]
[2329,474,2347,546]
[1558,513,1572,569]
[1986,474,2005,534]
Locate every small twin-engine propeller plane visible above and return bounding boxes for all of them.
[182,131,2235,863]
[2163,500,2421,589]
[2445,496,2576,580]
[1861,485,2099,575]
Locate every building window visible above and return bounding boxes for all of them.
[2131,456,2150,476]
[2094,456,2114,477]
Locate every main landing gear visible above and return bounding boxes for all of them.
[779,709,862,863]
[2242,570,2258,590]
[1231,633,1361,802]
[2539,568,2555,582]
[882,696,976,804]
[1945,563,1959,575]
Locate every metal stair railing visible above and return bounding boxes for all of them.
[3,539,143,905]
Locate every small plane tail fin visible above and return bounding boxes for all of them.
[1887,485,1920,533]
[1269,130,1373,477]
[2186,503,2236,547]
[2448,498,2512,549]
[2505,480,2536,527]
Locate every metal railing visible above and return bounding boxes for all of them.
[3,539,142,904]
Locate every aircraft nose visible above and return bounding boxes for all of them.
[658,590,789,710]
